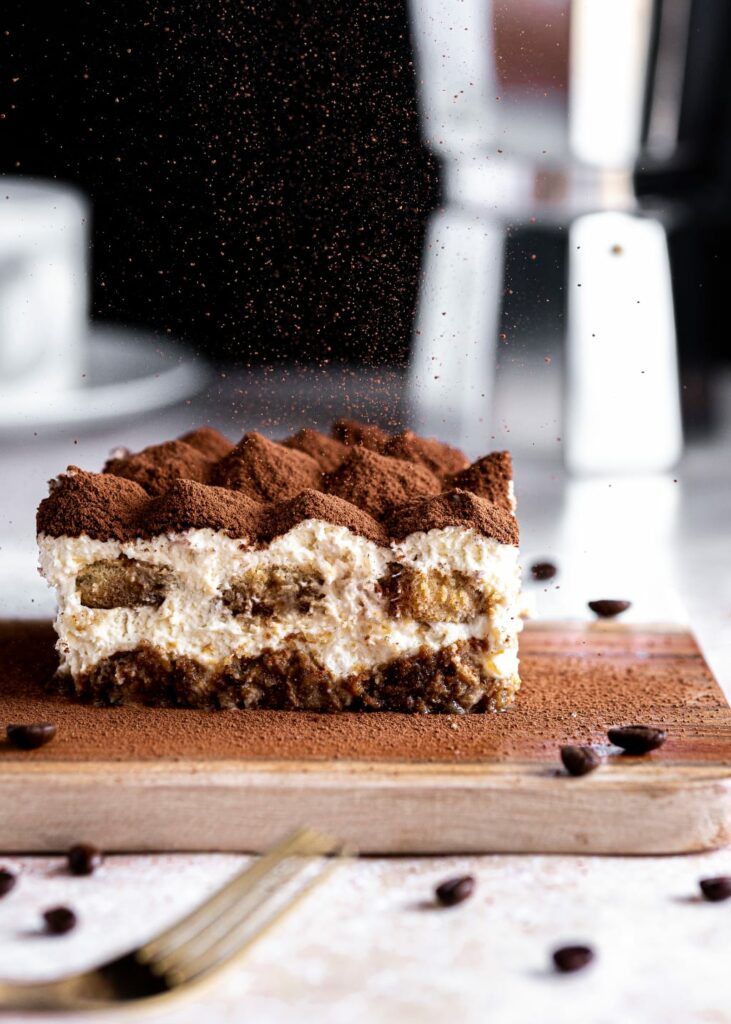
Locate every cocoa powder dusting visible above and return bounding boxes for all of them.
[144,480,262,539]
[36,470,150,542]
[446,452,514,510]
[282,428,348,472]
[385,490,519,545]
[37,421,520,546]
[0,622,728,764]
[179,426,234,461]
[211,431,322,500]
[383,429,469,477]
[261,488,387,545]
[331,418,390,451]
[323,447,440,519]
[104,441,212,497]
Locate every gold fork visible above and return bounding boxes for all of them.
[0,828,347,1013]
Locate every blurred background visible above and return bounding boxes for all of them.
[0,1,730,664]
[0,0,438,368]
[2,1,730,421]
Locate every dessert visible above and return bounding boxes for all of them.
[37,423,523,713]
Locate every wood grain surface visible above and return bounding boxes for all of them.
[0,620,729,854]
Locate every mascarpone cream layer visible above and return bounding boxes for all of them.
[38,521,522,680]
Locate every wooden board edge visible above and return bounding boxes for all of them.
[1,762,729,855]
[1,757,731,782]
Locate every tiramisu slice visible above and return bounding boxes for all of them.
[37,424,523,713]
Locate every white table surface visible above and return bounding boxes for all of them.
[0,362,730,1024]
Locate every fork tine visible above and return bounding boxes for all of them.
[139,828,340,972]
[149,842,320,978]
[166,844,345,988]
[138,827,331,966]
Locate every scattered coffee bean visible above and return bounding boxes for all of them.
[588,600,631,618]
[67,843,103,877]
[6,723,57,750]
[699,876,731,903]
[531,561,557,581]
[560,745,601,777]
[43,906,77,935]
[553,945,594,973]
[0,869,16,898]
[607,725,666,754]
[435,875,476,907]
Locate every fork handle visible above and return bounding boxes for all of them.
[0,978,95,1012]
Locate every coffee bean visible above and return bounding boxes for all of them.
[588,600,631,618]
[531,561,557,581]
[435,875,476,907]
[607,725,666,754]
[553,945,594,973]
[67,843,103,877]
[560,745,601,777]
[0,869,16,898]
[6,723,57,750]
[43,906,77,935]
[699,877,731,903]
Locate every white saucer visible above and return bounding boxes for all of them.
[0,324,208,432]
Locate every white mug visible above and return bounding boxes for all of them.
[0,178,88,400]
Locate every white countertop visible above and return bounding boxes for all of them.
[1,364,730,1023]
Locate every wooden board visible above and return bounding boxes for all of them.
[0,620,730,855]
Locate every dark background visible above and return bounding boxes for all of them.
[1,0,730,382]
[0,1,438,366]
